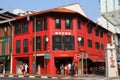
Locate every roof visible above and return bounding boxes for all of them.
[58,3,87,17]
[102,9,120,26]
[0,8,3,11]
[15,7,112,33]
[0,11,17,25]
[0,11,17,21]
[16,8,78,20]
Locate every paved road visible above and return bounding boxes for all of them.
[0,77,120,80]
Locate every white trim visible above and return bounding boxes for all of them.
[33,54,45,56]
[0,18,15,24]
[29,75,35,78]
[41,76,48,78]
[9,75,14,77]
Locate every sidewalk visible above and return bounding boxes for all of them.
[0,74,59,79]
[0,73,119,80]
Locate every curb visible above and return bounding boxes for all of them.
[0,74,58,79]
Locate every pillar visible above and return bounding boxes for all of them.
[46,53,56,75]
[29,55,33,74]
[12,57,16,74]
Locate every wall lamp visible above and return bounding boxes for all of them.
[78,36,82,42]
[45,37,49,42]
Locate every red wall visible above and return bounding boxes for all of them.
[12,13,109,74]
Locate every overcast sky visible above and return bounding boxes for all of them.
[0,0,100,21]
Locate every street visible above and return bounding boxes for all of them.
[0,75,120,80]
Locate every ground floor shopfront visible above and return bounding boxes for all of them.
[0,55,10,73]
[12,52,105,75]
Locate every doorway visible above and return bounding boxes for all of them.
[54,57,72,74]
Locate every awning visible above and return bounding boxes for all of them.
[0,55,10,60]
[102,9,120,26]
[0,55,7,60]
[88,55,105,62]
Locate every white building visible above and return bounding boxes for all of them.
[98,0,120,77]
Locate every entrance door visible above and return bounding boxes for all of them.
[36,56,44,74]
[55,57,72,74]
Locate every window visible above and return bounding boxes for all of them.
[88,39,92,48]
[87,24,92,34]
[44,18,47,30]
[78,20,81,29]
[15,22,28,34]
[44,36,47,50]
[36,20,42,31]
[52,35,74,50]
[95,29,99,36]
[36,37,41,51]
[53,35,62,50]
[64,36,74,50]
[22,22,28,33]
[78,37,84,46]
[65,19,72,29]
[23,39,28,53]
[16,40,20,53]
[15,24,21,34]
[33,36,41,51]
[118,0,120,5]
[95,42,100,49]
[100,31,103,38]
[55,18,61,29]
[101,44,104,50]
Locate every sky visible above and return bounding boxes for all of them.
[0,0,100,21]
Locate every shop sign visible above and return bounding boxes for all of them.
[0,37,9,42]
[44,54,50,59]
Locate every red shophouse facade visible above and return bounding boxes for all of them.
[12,8,111,75]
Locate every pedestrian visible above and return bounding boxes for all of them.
[68,63,71,75]
[60,64,64,75]
[25,63,28,74]
[71,62,74,76]
[19,64,23,74]
[0,64,4,73]
[22,63,25,75]
[0,64,2,73]
[64,64,68,75]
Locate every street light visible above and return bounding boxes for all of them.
[78,36,84,76]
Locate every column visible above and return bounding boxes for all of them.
[46,53,56,75]
[29,56,33,74]
[12,57,16,74]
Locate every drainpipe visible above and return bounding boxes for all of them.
[8,21,13,74]
[33,17,36,74]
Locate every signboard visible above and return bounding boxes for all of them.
[44,54,50,59]
[0,37,9,42]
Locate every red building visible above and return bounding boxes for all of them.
[12,8,111,75]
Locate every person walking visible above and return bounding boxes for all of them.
[25,63,28,74]
[64,64,68,75]
[68,63,71,75]
[71,62,74,76]
[60,64,64,75]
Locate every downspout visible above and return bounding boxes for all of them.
[8,21,13,74]
[33,16,37,74]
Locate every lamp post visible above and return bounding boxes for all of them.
[78,36,84,76]
[44,37,49,74]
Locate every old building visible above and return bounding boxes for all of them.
[0,11,17,73]
[11,7,111,75]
